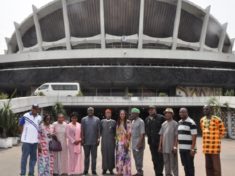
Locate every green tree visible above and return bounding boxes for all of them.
[0,98,16,138]
[51,102,67,121]
[7,115,19,137]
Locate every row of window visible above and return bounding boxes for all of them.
[39,84,78,91]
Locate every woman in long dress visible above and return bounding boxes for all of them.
[52,113,68,175]
[116,110,132,176]
[38,114,54,176]
[66,112,83,175]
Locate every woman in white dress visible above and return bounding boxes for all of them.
[52,113,68,175]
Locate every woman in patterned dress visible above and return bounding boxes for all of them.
[38,114,54,176]
[116,110,132,176]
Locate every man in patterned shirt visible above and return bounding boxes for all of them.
[200,105,226,176]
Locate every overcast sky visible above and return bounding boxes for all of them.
[0,0,235,54]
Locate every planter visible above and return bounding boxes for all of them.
[0,138,13,148]
[7,137,13,148]
[12,137,20,146]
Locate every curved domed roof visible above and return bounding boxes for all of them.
[6,0,233,53]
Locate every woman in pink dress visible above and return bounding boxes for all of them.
[66,112,83,175]
[52,113,68,175]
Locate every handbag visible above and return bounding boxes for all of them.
[49,136,62,152]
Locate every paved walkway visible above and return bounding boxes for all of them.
[0,137,234,176]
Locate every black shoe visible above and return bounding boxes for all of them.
[109,170,114,175]
[92,171,97,175]
[102,170,107,175]
[83,171,88,175]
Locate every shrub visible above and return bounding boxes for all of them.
[224,89,235,96]
[0,89,18,138]
[0,92,8,100]
[76,91,83,96]
[0,100,16,138]
[35,92,45,96]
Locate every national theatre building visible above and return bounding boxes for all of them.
[0,0,235,97]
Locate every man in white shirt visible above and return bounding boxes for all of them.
[19,104,42,176]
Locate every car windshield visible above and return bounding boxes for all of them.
[39,84,49,90]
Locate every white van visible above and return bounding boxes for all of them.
[34,82,81,97]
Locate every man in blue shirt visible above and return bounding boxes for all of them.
[19,104,42,176]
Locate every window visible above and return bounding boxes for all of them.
[51,85,63,90]
[51,85,78,91]
[39,84,49,90]
[64,85,77,90]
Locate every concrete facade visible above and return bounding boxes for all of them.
[1,65,235,92]
[0,0,235,95]
[6,0,233,53]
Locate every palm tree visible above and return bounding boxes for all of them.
[207,97,222,116]
[207,97,231,118]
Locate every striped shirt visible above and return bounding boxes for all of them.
[20,112,42,144]
[178,117,197,151]
[200,115,226,154]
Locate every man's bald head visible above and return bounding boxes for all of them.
[203,105,211,116]
[179,107,188,113]
[179,107,188,120]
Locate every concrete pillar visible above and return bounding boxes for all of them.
[100,0,106,49]
[172,0,182,50]
[95,88,98,96]
[62,0,71,50]
[138,0,145,49]
[199,6,210,51]
[14,22,24,52]
[229,38,235,53]
[141,87,144,97]
[218,23,228,53]
[40,108,44,117]
[5,37,13,54]
[32,5,43,51]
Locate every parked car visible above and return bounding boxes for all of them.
[34,82,81,97]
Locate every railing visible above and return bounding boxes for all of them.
[1,96,235,139]
[1,96,235,113]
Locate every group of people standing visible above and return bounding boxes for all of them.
[19,104,226,176]
[19,105,84,176]
[145,105,225,176]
